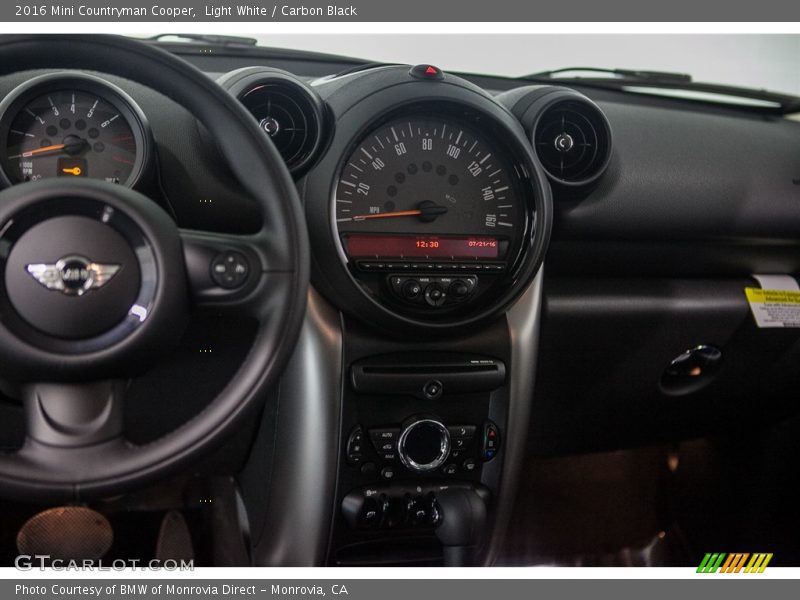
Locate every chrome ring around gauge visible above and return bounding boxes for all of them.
[329,101,539,323]
[0,72,151,188]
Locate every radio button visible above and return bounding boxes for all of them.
[401,279,422,300]
[424,283,446,307]
[449,280,470,299]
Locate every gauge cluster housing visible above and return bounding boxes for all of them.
[0,72,154,190]
[302,66,552,335]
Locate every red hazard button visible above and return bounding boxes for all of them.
[410,64,445,80]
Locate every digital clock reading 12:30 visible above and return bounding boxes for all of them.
[345,234,499,259]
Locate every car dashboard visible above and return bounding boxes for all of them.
[0,38,799,567]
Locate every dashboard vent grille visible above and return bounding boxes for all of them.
[534,99,611,185]
[239,80,322,174]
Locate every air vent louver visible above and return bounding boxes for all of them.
[534,99,611,186]
[238,78,323,175]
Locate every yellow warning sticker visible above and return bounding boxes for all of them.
[745,287,800,327]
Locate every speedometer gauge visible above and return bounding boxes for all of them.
[335,116,526,259]
[0,73,150,188]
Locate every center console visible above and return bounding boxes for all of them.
[328,319,513,566]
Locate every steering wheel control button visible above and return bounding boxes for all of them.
[380,466,395,480]
[398,419,450,472]
[5,215,140,339]
[423,379,444,400]
[410,64,445,81]
[346,426,365,465]
[211,251,249,289]
[463,458,477,472]
[480,420,500,461]
[443,463,458,476]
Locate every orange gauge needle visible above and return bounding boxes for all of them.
[8,143,66,159]
[353,209,422,221]
[352,201,449,222]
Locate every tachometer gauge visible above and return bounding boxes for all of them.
[0,73,150,188]
[334,116,526,263]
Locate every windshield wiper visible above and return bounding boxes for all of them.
[524,66,692,83]
[518,67,800,114]
[147,33,258,47]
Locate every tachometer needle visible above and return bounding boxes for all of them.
[8,143,66,159]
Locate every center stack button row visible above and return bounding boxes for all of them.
[369,427,401,461]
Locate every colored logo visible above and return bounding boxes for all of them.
[697,553,773,573]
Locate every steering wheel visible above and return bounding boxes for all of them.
[0,35,309,501]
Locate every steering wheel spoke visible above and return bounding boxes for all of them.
[180,228,294,318]
[22,380,125,448]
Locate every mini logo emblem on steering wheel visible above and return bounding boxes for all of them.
[25,255,120,296]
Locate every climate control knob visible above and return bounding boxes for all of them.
[398,419,450,472]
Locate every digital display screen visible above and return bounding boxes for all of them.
[345,235,500,259]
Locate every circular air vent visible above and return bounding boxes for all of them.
[533,98,611,186]
[219,68,325,176]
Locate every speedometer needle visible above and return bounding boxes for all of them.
[353,201,448,223]
[353,209,422,221]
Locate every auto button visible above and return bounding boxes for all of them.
[369,427,400,460]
